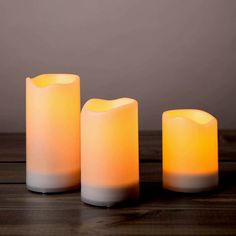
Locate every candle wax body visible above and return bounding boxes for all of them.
[26,74,80,193]
[163,109,218,193]
[81,98,139,207]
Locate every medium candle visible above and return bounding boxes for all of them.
[162,109,218,192]
[26,74,81,193]
[81,98,139,207]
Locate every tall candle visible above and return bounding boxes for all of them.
[26,74,80,193]
[81,98,139,207]
[163,109,218,192]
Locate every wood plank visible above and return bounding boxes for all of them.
[0,184,235,236]
[139,130,162,162]
[0,133,25,162]
[0,210,235,236]
[0,131,235,163]
[218,130,236,162]
[0,208,235,236]
[0,163,25,183]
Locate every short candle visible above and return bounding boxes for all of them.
[26,74,81,193]
[81,98,139,207]
[162,109,218,193]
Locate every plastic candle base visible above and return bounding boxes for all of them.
[81,98,140,207]
[163,172,218,193]
[26,74,81,193]
[26,171,80,193]
[27,185,80,194]
[81,184,139,207]
[162,109,218,193]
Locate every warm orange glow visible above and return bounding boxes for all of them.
[31,74,78,87]
[84,98,135,112]
[162,109,218,192]
[81,98,139,206]
[26,74,80,192]
[164,109,215,125]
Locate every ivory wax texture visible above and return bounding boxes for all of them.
[162,109,218,192]
[26,74,80,193]
[81,98,139,207]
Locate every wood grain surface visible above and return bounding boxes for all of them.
[0,131,235,235]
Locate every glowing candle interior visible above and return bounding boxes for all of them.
[162,109,218,192]
[81,98,139,207]
[26,74,80,193]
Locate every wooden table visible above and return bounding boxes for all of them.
[0,131,235,235]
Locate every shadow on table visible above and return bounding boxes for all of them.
[139,167,236,205]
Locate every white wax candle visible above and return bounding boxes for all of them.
[26,74,81,193]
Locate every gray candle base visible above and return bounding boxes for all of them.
[163,171,218,193]
[81,183,139,207]
[26,171,80,193]
[27,184,80,193]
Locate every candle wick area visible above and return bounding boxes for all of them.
[163,109,216,125]
[83,98,136,112]
[27,74,79,88]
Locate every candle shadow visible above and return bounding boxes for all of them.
[139,182,163,203]
[139,167,236,206]
[26,187,81,195]
[218,168,236,192]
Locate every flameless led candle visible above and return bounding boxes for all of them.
[26,74,80,193]
[162,109,218,192]
[81,98,139,207]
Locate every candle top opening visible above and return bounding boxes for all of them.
[83,98,136,112]
[163,109,216,125]
[28,74,79,88]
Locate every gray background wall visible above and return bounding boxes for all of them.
[0,0,235,132]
